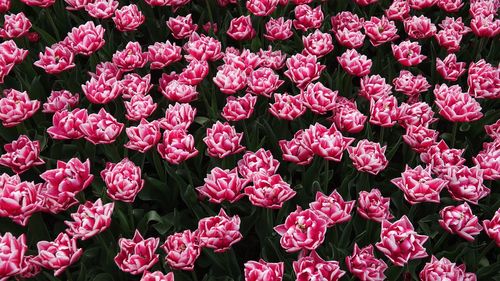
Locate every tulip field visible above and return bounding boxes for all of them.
[0,0,499,280]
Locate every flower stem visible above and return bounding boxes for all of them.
[451,122,458,147]
[324,160,329,193]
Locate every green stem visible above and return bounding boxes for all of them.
[266,208,274,229]
[324,160,329,193]
[379,127,385,145]
[451,122,458,147]
[204,0,214,26]
[434,232,448,250]
[479,240,496,260]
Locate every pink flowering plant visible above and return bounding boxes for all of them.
[0,0,499,280]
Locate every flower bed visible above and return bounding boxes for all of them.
[0,0,499,280]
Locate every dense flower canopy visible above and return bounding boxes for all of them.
[0,0,499,280]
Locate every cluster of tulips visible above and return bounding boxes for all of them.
[0,0,499,280]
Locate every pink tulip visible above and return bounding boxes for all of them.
[227,16,256,41]
[197,209,242,252]
[161,230,200,270]
[34,44,75,74]
[473,141,500,180]
[0,173,41,226]
[113,4,145,32]
[279,130,314,166]
[403,15,437,39]
[391,165,448,204]
[357,188,393,223]
[79,108,124,145]
[308,124,354,162]
[85,0,118,19]
[125,119,161,153]
[124,94,157,121]
[82,74,121,104]
[246,0,279,16]
[442,165,490,205]
[244,259,284,281]
[293,4,323,31]
[302,81,338,115]
[369,95,400,128]
[391,41,426,66]
[120,73,153,99]
[303,30,334,58]
[434,84,483,122]
[112,42,148,72]
[178,59,209,85]
[375,216,428,266]
[392,70,431,98]
[293,251,345,281]
[101,158,144,203]
[259,47,286,70]
[385,0,410,21]
[160,103,196,131]
[403,125,438,153]
[346,244,388,281]
[483,209,500,246]
[203,121,245,158]
[166,14,198,39]
[213,64,247,95]
[398,102,437,129]
[264,17,293,41]
[309,190,355,226]
[65,199,114,240]
[364,16,399,46]
[332,103,367,134]
[0,89,40,127]
[467,59,500,99]
[43,90,79,113]
[439,202,483,241]
[247,67,283,97]
[141,271,174,281]
[334,28,366,49]
[0,233,27,279]
[0,135,44,174]
[65,21,105,55]
[197,167,249,204]
[244,173,296,209]
[284,53,325,89]
[0,12,31,38]
[184,32,223,62]
[147,41,182,70]
[436,54,466,81]
[348,140,388,175]
[359,75,392,101]
[33,233,82,276]
[420,256,475,281]
[114,230,159,275]
[337,49,372,77]
[39,158,93,213]
[274,206,327,252]
[408,0,437,9]
[331,11,364,32]
[222,93,257,122]
[238,149,280,180]
[268,93,306,121]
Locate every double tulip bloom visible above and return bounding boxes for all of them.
[197,209,242,253]
[0,135,45,174]
[101,158,144,203]
[114,230,159,275]
[274,206,327,252]
[376,216,428,266]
